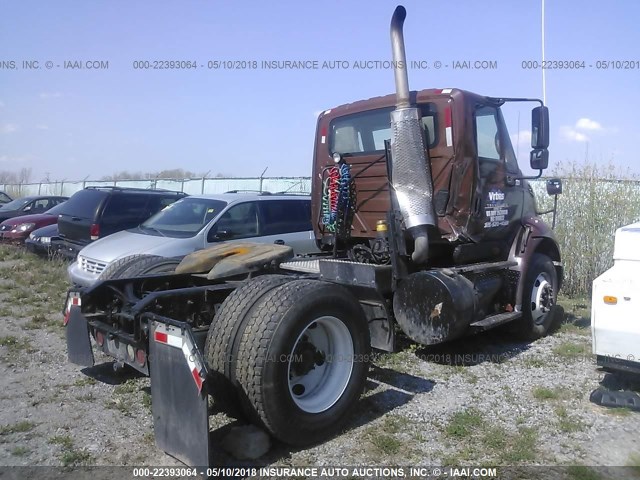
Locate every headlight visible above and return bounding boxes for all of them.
[13,223,36,232]
[28,232,36,240]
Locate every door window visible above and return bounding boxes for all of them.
[25,198,50,213]
[475,106,501,162]
[475,105,520,174]
[213,202,258,240]
[259,200,312,235]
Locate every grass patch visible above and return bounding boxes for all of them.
[23,313,62,331]
[10,446,30,457]
[381,415,409,434]
[566,465,602,480]
[0,245,26,261]
[626,453,640,474]
[606,407,633,417]
[441,417,540,465]
[373,350,417,374]
[553,341,590,359]
[105,397,134,415]
[445,409,483,439]
[483,426,508,451]
[363,415,413,457]
[0,335,34,353]
[558,322,591,336]
[441,445,476,466]
[555,406,585,433]
[499,427,538,463]
[114,380,139,395]
[14,288,32,301]
[60,449,93,467]
[74,376,97,387]
[532,386,561,400]
[142,391,152,413]
[49,434,92,466]
[0,421,36,435]
[49,434,73,449]
[522,356,547,368]
[0,247,70,313]
[368,433,402,455]
[557,295,591,318]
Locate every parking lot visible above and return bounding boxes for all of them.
[0,245,638,476]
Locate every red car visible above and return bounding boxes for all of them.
[0,201,67,243]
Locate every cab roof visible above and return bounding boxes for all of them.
[318,88,495,120]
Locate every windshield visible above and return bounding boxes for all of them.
[140,197,227,237]
[0,198,31,211]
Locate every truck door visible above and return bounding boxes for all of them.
[471,105,524,243]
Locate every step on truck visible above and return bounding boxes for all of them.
[64,5,563,467]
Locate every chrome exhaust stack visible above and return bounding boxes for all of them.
[389,5,436,264]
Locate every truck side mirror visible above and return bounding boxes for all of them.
[546,178,562,195]
[530,149,549,170]
[531,106,549,149]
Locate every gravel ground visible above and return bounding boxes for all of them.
[0,246,639,478]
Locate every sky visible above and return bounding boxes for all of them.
[1,0,639,182]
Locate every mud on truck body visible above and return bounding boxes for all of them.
[64,6,563,467]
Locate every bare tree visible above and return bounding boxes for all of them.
[154,168,197,179]
[0,170,20,183]
[18,167,32,184]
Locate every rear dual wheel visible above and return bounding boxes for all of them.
[203,275,292,412]
[206,277,370,446]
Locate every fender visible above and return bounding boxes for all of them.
[510,215,563,312]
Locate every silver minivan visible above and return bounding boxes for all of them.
[68,193,319,286]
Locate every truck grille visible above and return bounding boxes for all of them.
[78,255,107,275]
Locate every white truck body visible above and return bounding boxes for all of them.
[592,221,640,375]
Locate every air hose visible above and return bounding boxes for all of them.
[321,163,355,236]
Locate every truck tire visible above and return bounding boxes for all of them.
[234,279,370,446]
[204,275,292,411]
[515,253,558,340]
[98,254,160,281]
[119,256,183,278]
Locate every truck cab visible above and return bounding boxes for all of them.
[312,88,558,270]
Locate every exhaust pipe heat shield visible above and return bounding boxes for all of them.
[390,108,437,230]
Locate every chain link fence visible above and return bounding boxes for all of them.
[0,176,312,198]
[4,175,640,297]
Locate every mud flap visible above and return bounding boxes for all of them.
[66,306,95,367]
[149,321,210,467]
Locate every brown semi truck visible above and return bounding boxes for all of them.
[64,5,562,466]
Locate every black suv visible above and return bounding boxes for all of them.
[56,187,187,259]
